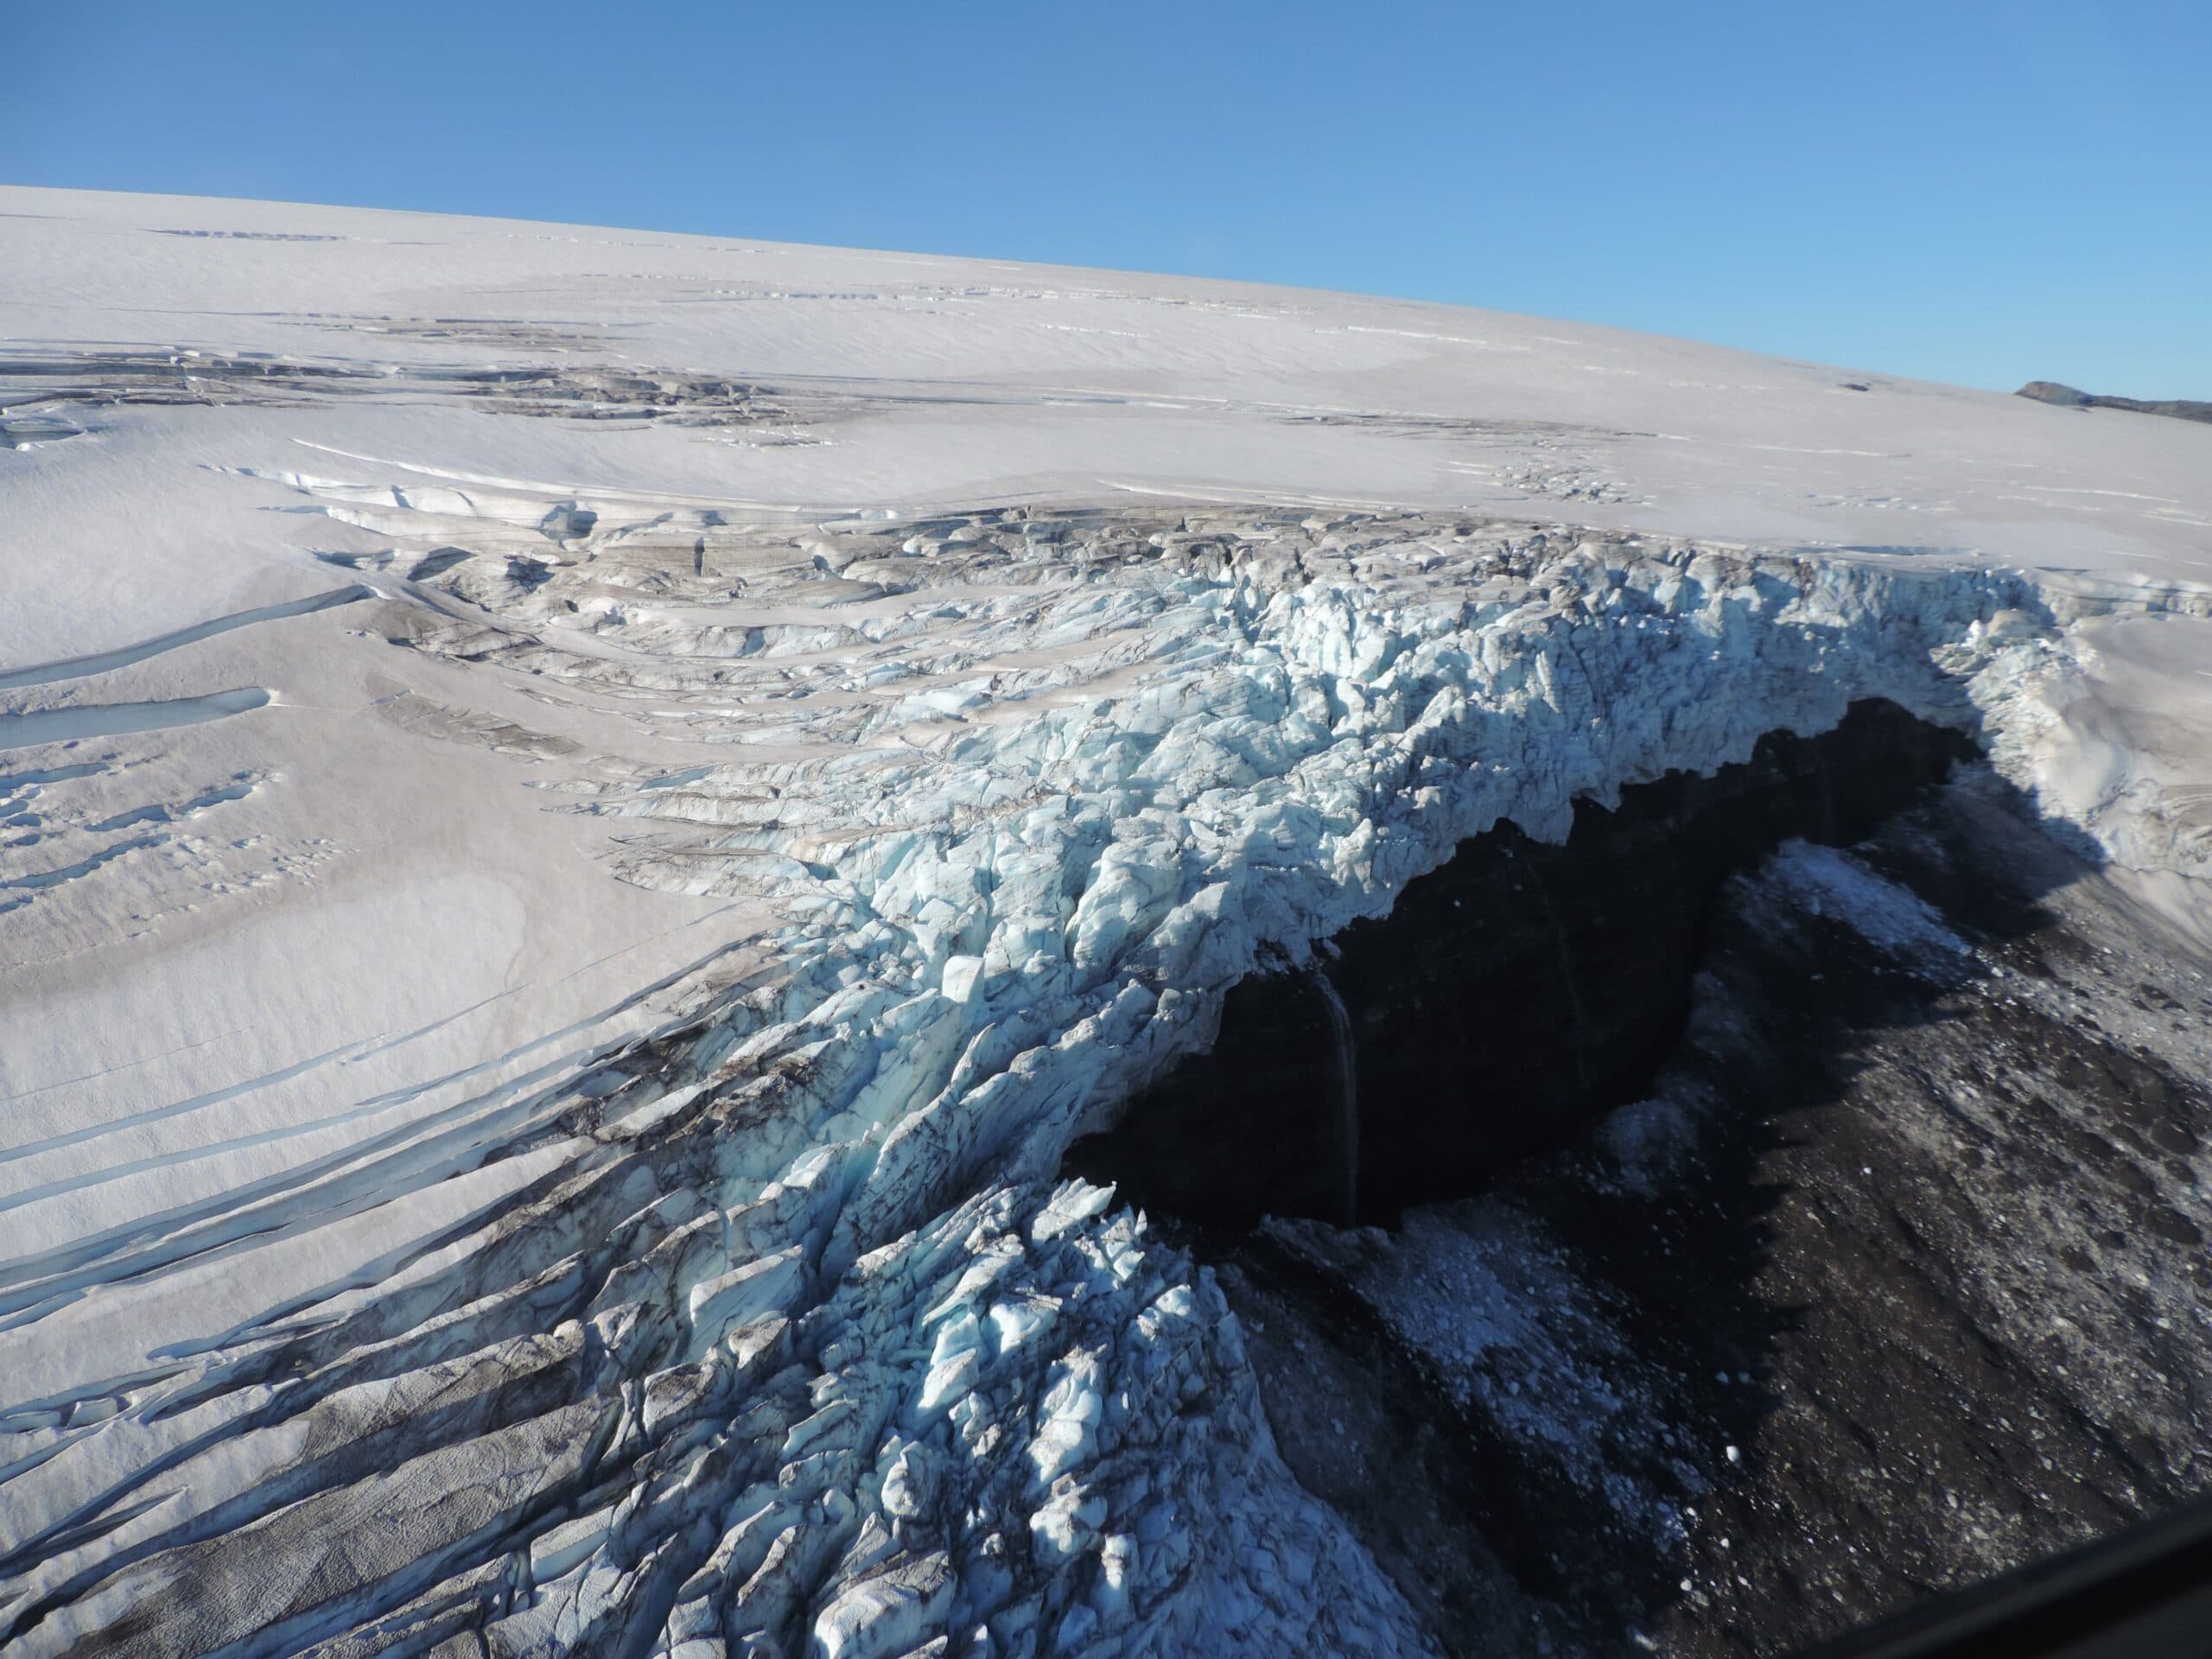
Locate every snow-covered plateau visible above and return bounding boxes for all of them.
[3,188,2210,1658]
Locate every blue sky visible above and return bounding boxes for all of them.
[9,2,2206,393]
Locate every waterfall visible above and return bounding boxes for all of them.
[1311,967,1358,1227]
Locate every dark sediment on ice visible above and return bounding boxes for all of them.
[1069,703,2212,1657]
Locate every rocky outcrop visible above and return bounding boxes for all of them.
[4,487,2202,1656]
[2018,381,2212,425]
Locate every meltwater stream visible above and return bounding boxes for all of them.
[0,586,366,690]
[1312,968,1359,1228]
[0,689,272,753]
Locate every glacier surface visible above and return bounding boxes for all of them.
[3,187,2211,1657]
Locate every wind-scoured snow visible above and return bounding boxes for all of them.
[3,187,2210,1658]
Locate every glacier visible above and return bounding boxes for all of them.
[3,187,2211,1657]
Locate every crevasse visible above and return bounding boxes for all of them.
[0,517,2115,1658]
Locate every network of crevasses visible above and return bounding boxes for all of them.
[697,550,2059,1250]
[0,534,2092,1658]
[524,550,2071,1652]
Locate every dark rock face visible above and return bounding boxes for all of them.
[1069,715,2212,1657]
[1069,699,1975,1230]
[2017,382,2212,425]
[1599,786,2212,1655]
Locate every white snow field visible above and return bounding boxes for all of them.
[3,185,2210,1657]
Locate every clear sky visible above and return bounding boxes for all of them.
[9,2,2206,394]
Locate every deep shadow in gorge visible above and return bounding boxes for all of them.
[1068,698,1978,1232]
[1065,700,2212,1657]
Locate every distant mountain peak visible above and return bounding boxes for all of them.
[2018,380,2212,424]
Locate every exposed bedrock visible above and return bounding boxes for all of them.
[2016,380,2212,426]
[1067,698,1976,1230]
